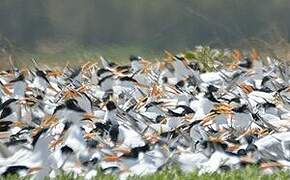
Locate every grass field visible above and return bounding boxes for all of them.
[2,166,290,180]
[2,35,290,69]
[0,45,164,68]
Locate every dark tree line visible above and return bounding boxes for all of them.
[0,0,289,50]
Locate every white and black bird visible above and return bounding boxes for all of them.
[0,98,19,122]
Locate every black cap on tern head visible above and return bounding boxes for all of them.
[237,149,247,156]
[207,85,219,93]
[61,145,74,155]
[188,61,201,71]
[106,101,116,111]
[63,121,72,131]
[36,70,49,83]
[129,55,141,62]
[239,57,252,69]
[65,99,85,113]
[246,144,258,153]
[97,68,111,77]
[162,77,168,84]
[9,74,25,83]
[175,54,185,61]
[2,166,29,176]
[176,80,185,88]
[0,99,17,111]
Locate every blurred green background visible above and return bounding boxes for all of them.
[0,0,290,66]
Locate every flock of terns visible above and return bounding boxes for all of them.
[1,49,290,179]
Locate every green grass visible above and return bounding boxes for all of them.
[129,166,290,180]
[0,45,163,68]
[1,45,233,72]
[1,43,289,72]
[1,166,290,180]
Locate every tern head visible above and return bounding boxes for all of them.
[36,70,49,83]
[0,98,18,120]
[53,99,87,124]
[2,165,29,177]
[130,55,142,62]
[9,73,25,83]
[204,91,219,103]
[97,68,112,78]
[64,99,86,113]
[237,149,247,156]
[106,101,117,111]
[203,85,219,102]
[60,145,74,155]
[232,104,249,113]
[207,85,219,93]
[175,80,185,89]
[188,61,201,72]
[0,98,18,110]
[238,57,252,69]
